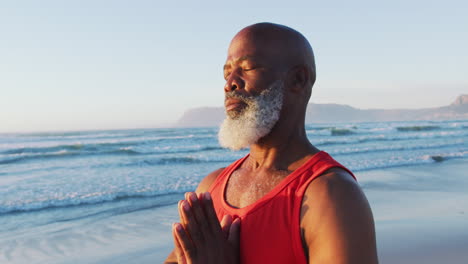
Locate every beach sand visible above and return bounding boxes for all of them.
[153,158,468,264]
[362,158,468,264]
[2,158,467,264]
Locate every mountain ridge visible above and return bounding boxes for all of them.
[176,94,468,127]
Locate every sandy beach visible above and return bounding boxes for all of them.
[1,157,466,263]
[362,159,468,264]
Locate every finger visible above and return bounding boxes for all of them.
[198,192,204,201]
[174,222,197,261]
[220,214,233,238]
[181,199,205,244]
[202,192,223,234]
[186,192,206,227]
[184,192,192,206]
[188,192,212,239]
[228,217,241,250]
[172,223,187,264]
[178,200,196,243]
[178,200,188,227]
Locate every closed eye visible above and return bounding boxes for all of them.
[244,67,260,71]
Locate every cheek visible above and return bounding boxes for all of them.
[244,72,276,94]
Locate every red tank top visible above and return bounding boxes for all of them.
[208,151,356,264]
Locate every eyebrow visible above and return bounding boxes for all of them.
[223,55,255,71]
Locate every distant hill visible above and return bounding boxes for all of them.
[175,94,468,127]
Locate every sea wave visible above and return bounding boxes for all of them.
[315,131,468,146]
[421,151,468,162]
[0,142,135,155]
[127,156,229,166]
[0,133,215,153]
[0,191,184,215]
[0,151,80,165]
[306,127,357,136]
[330,128,355,136]
[0,143,225,165]
[0,148,141,165]
[305,125,467,139]
[153,145,223,154]
[396,125,441,132]
[429,155,446,162]
[329,141,466,156]
[14,131,129,138]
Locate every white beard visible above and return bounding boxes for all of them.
[218,80,284,150]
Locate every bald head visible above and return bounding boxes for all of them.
[230,23,316,93]
[221,23,316,145]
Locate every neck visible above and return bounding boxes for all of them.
[248,121,319,172]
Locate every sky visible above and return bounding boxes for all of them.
[0,0,467,132]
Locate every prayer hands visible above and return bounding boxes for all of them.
[172,192,240,264]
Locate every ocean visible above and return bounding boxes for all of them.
[1,119,467,263]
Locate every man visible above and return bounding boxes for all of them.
[165,23,378,264]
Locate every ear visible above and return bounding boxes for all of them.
[287,65,309,93]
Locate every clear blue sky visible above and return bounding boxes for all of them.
[1,0,467,132]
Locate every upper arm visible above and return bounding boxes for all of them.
[164,167,226,264]
[301,168,378,264]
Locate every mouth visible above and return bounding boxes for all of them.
[225,98,247,112]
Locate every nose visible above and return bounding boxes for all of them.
[224,72,244,93]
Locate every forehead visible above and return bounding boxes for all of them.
[225,33,273,64]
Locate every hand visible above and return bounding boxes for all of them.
[172,192,240,264]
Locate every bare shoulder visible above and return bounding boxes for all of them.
[305,167,363,205]
[195,167,226,194]
[301,168,368,234]
[301,168,378,264]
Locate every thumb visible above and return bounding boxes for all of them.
[228,217,241,249]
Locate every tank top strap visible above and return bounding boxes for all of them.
[296,151,356,195]
[312,152,355,180]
